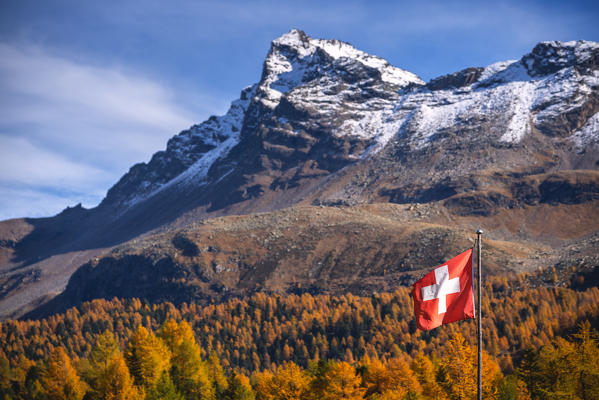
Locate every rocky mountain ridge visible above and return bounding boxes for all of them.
[101,32,599,217]
[1,30,598,319]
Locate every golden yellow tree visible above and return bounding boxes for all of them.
[481,351,503,399]
[207,352,229,396]
[439,333,477,400]
[320,361,365,400]
[572,321,599,400]
[535,323,599,400]
[125,326,171,389]
[86,330,142,400]
[440,333,503,400]
[160,319,195,349]
[160,319,215,400]
[93,353,143,400]
[361,356,421,400]
[224,372,255,400]
[386,357,422,397]
[42,347,87,400]
[411,353,446,400]
[254,362,311,400]
[252,370,276,400]
[361,356,390,397]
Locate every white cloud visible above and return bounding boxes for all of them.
[0,43,198,161]
[0,136,110,189]
[0,43,203,220]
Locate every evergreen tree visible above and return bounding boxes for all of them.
[23,364,47,400]
[0,353,13,398]
[516,348,542,399]
[89,330,120,369]
[497,375,531,400]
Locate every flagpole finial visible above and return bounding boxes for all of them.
[476,229,483,235]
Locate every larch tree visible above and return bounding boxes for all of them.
[439,333,477,400]
[572,321,599,400]
[319,361,365,400]
[410,353,446,400]
[207,352,229,397]
[160,319,216,400]
[124,326,171,390]
[255,362,311,400]
[384,357,422,397]
[92,353,143,400]
[224,372,255,400]
[42,347,87,400]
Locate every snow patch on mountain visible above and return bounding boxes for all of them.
[163,135,239,188]
[314,38,422,87]
[478,60,519,82]
[334,106,405,157]
[477,60,532,87]
[394,41,598,149]
[500,82,536,143]
[105,35,599,215]
[273,29,422,86]
[120,85,256,209]
[392,79,539,149]
[571,112,599,152]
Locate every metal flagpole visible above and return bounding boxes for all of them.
[476,229,483,400]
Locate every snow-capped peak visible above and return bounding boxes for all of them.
[102,34,599,216]
[271,29,313,56]
[257,29,423,108]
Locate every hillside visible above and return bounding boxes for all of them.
[23,200,599,319]
[1,30,598,318]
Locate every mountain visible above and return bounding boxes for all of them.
[1,30,598,319]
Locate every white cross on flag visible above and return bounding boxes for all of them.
[412,249,475,330]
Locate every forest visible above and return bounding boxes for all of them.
[1,272,598,399]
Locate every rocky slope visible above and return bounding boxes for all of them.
[26,202,599,319]
[1,30,598,319]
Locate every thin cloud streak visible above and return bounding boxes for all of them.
[0,136,110,189]
[0,43,196,154]
[0,42,208,220]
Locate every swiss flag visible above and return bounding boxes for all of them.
[412,249,475,330]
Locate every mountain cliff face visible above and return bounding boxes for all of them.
[100,29,425,216]
[1,30,598,319]
[98,32,599,218]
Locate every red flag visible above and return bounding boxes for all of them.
[412,249,475,330]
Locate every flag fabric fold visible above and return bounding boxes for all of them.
[412,249,475,331]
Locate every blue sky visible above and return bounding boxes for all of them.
[0,0,598,220]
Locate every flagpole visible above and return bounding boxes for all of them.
[476,229,483,400]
